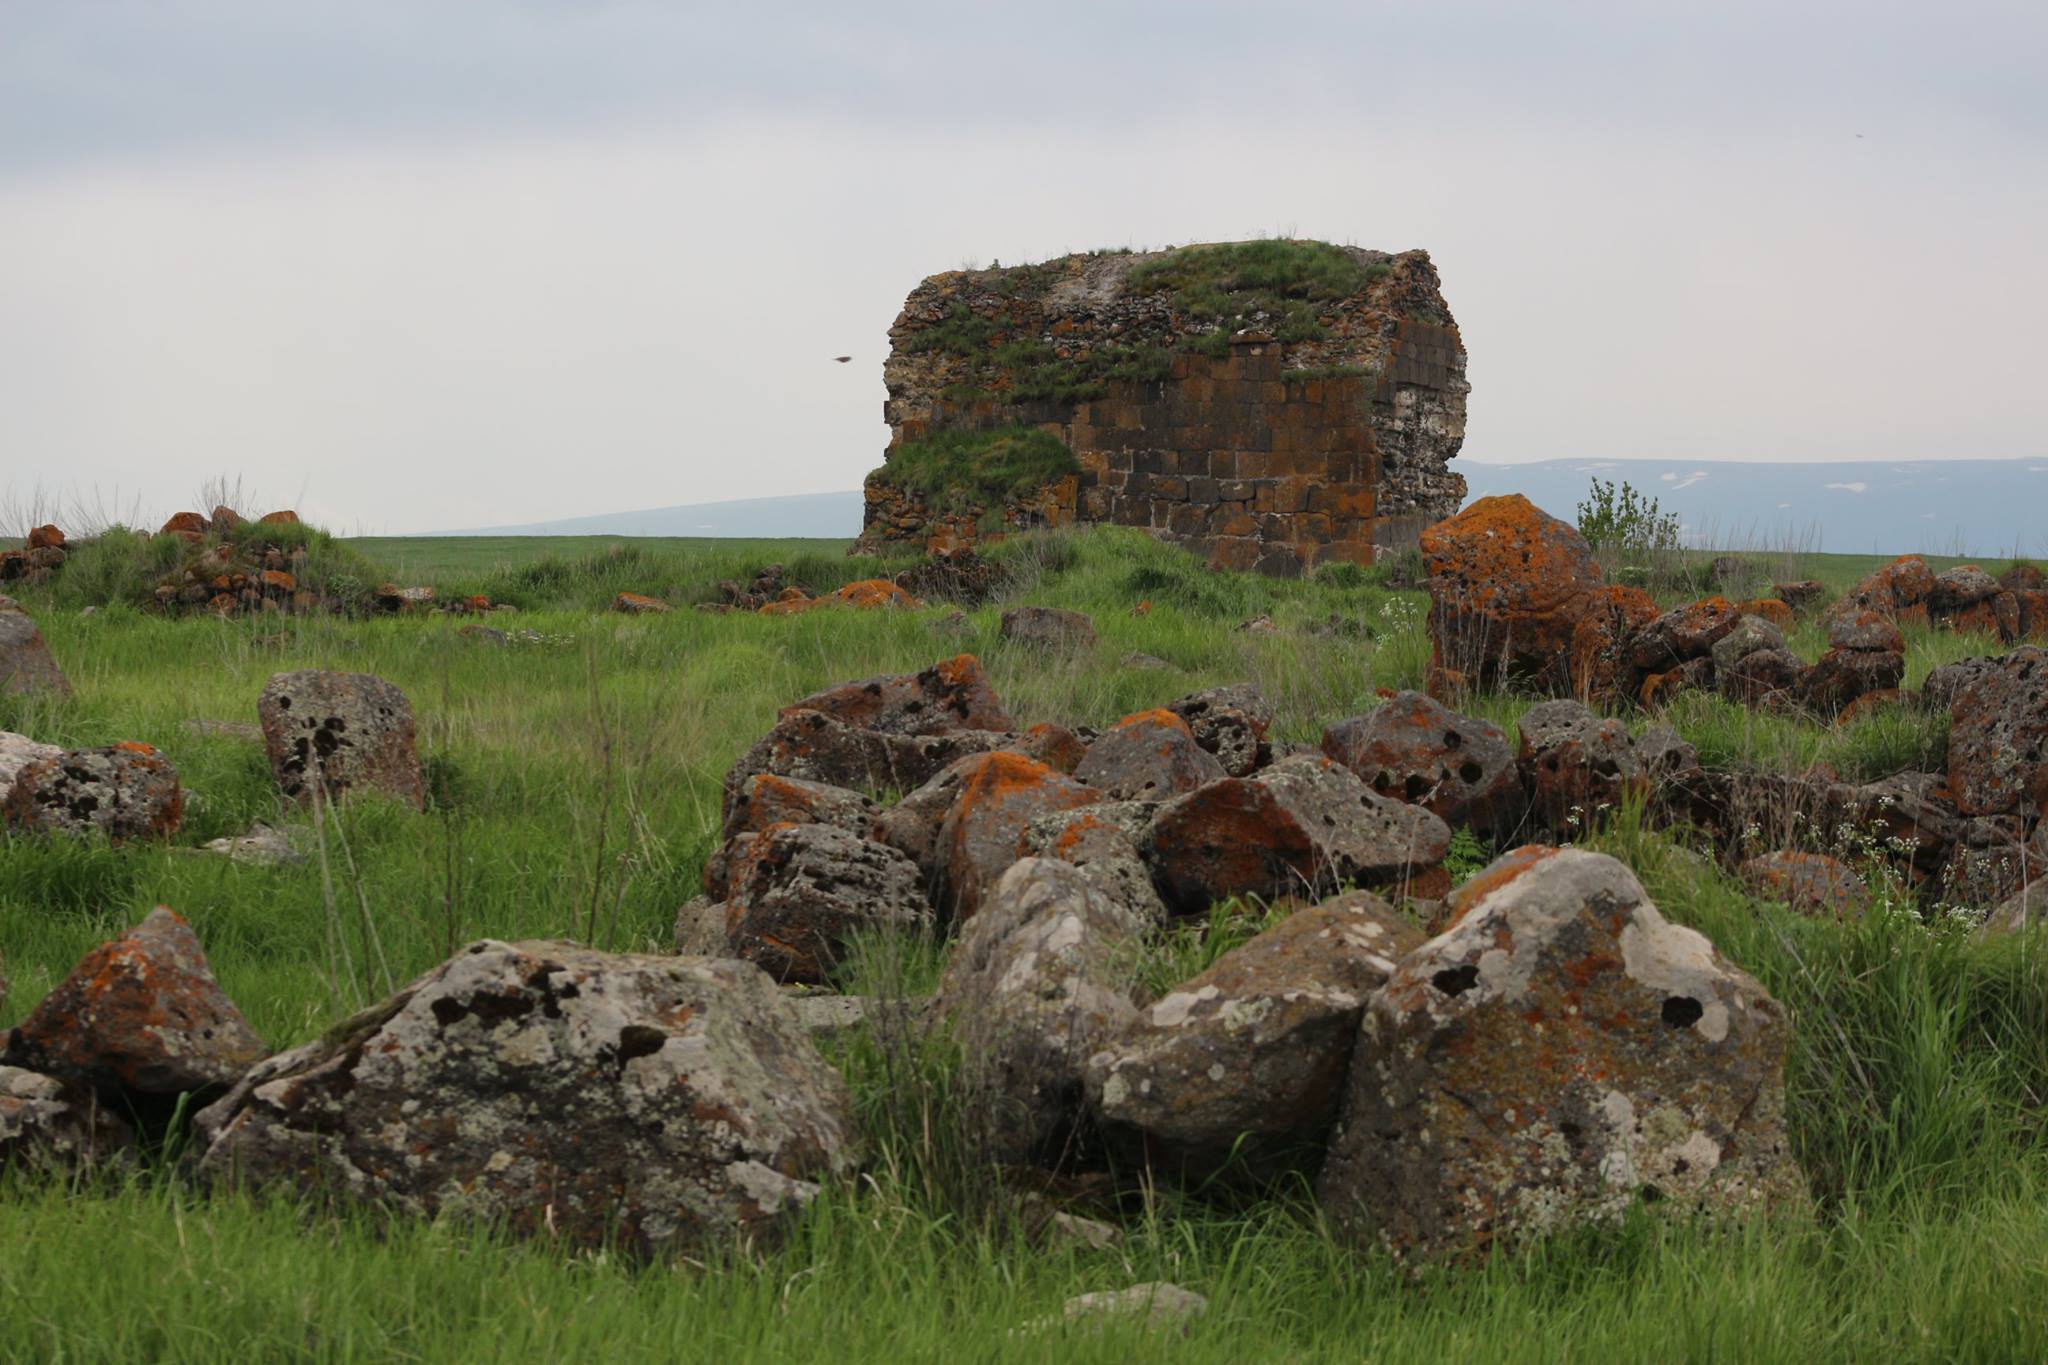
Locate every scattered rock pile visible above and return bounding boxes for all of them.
[0,525,68,587]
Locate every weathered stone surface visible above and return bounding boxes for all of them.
[197,941,857,1254]
[4,908,265,1100]
[1023,802,1169,927]
[936,752,1101,920]
[1628,597,1742,674]
[935,859,1146,1164]
[1921,656,2003,713]
[1517,701,1643,831]
[1709,615,1787,677]
[2,743,185,842]
[1143,753,1452,913]
[1931,565,2000,612]
[1568,583,1662,704]
[612,591,672,615]
[1318,847,1805,1261]
[1980,880,2048,936]
[1055,1283,1208,1334]
[1827,609,1905,654]
[258,670,425,810]
[1737,598,1793,629]
[782,654,1013,737]
[1087,890,1424,1177]
[1,1066,136,1171]
[1739,852,1866,918]
[1000,606,1097,652]
[1775,580,1827,612]
[1017,721,1088,775]
[1836,555,1935,624]
[1421,495,1605,696]
[1798,647,1905,717]
[1321,690,1525,836]
[723,709,1008,815]
[0,730,61,793]
[1166,684,1274,777]
[0,596,70,698]
[1719,648,1803,707]
[1075,709,1226,801]
[719,773,877,846]
[715,823,932,984]
[1947,647,2048,818]
[200,823,305,867]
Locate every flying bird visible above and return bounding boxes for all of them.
[833,356,851,363]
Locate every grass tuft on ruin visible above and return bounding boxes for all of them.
[871,425,1080,514]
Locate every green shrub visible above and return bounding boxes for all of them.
[1577,478,1682,558]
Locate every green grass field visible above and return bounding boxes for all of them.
[4,527,2047,1362]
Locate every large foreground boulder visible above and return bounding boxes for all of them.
[3,908,264,1107]
[0,595,70,698]
[1087,891,1424,1179]
[1143,754,1452,913]
[2,743,185,843]
[257,670,425,809]
[1318,847,1805,1261]
[933,859,1145,1165]
[197,941,857,1254]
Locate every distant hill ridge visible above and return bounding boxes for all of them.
[444,459,2047,557]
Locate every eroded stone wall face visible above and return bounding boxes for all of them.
[1071,342,1375,576]
[863,244,1467,571]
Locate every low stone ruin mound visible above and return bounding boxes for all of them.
[0,524,68,587]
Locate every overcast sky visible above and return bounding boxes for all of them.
[3,2,2044,534]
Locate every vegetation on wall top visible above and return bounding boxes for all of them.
[870,425,1080,514]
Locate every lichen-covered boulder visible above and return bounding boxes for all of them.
[712,823,932,984]
[4,908,265,1103]
[2,742,185,843]
[934,859,1146,1164]
[257,670,425,809]
[1719,647,1804,708]
[714,774,877,884]
[1931,565,2000,613]
[1947,647,2048,818]
[1024,802,1170,927]
[1568,583,1662,704]
[1420,494,1606,696]
[1143,754,1452,913]
[1166,684,1274,777]
[1321,691,1525,836]
[1627,597,1742,674]
[1,1066,136,1172]
[1075,709,1226,801]
[1798,647,1905,718]
[1087,890,1423,1178]
[781,654,1013,737]
[1827,609,1905,654]
[1709,615,1788,677]
[1739,851,1867,918]
[1835,555,1935,627]
[0,596,70,698]
[1318,846,1806,1261]
[1000,606,1097,652]
[196,941,857,1254]
[1517,701,1643,832]
[724,709,1008,815]
[935,752,1102,920]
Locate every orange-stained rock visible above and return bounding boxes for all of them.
[1568,582,1660,703]
[260,569,296,593]
[1948,647,2048,818]
[1166,683,1274,777]
[1074,709,1226,801]
[1628,597,1742,674]
[258,510,299,526]
[159,512,208,538]
[2018,589,2048,642]
[1738,598,1793,628]
[1798,648,1904,718]
[1833,689,1903,726]
[713,822,932,984]
[1947,592,2020,643]
[613,591,672,615]
[2,744,183,842]
[1517,699,1643,832]
[707,773,879,897]
[1828,608,1905,653]
[24,524,64,551]
[937,751,1101,920]
[1016,722,1086,775]
[1740,851,1867,919]
[1420,494,1605,697]
[1021,801,1169,925]
[827,579,919,610]
[1142,753,1451,914]
[726,710,1008,817]
[782,654,1014,737]
[209,505,243,533]
[3,907,265,1100]
[1831,555,1934,630]
[1321,690,1524,836]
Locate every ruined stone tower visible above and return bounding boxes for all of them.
[859,240,1467,573]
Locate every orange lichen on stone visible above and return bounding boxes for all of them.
[827,579,919,610]
[1441,844,1560,929]
[1738,598,1793,628]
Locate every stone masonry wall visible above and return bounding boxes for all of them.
[861,242,1468,572]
